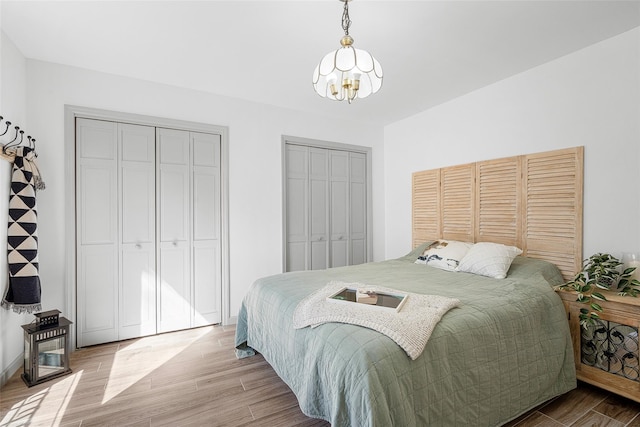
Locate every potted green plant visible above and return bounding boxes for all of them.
[558,253,640,328]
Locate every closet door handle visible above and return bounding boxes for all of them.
[338,235,344,240]
[135,243,142,249]
[172,240,178,247]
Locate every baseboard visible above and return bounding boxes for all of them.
[1,352,23,388]
[225,315,237,325]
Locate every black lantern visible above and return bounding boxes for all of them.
[22,310,72,387]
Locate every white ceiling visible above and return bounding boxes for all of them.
[2,0,639,125]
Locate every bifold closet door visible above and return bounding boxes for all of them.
[77,119,221,346]
[157,129,191,333]
[284,144,367,272]
[309,148,329,270]
[329,151,367,267]
[285,145,330,271]
[118,123,156,340]
[329,151,349,268]
[349,152,367,265]
[76,119,156,347]
[285,145,309,272]
[156,128,222,333]
[191,132,222,328]
[77,119,119,347]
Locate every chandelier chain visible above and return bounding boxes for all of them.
[341,1,351,35]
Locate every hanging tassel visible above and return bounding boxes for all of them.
[34,175,46,191]
[1,300,42,314]
[23,151,46,191]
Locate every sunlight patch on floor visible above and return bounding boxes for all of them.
[101,327,209,404]
[0,370,83,427]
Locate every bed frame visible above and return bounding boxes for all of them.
[412,146,584,281]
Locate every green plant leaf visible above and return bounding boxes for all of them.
[590,303,603,312]
[580,284,592,292]
[619,288,640,297]
[565,252,634,329]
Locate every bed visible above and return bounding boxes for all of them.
[235,245,576,426]
[235,147,583,426]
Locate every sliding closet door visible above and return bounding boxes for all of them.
[118,123,156,340]
[76,119,119,347]
[157,128,191,333]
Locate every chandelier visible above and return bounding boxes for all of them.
[312,0,383,104]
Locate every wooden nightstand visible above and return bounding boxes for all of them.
[556,288,640,402]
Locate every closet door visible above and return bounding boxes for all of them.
[77,118,223,346]
[191,132,222,327]
[329,151,349,267]
[156,129,222,332]
[284,142,368,272]
[77,120,157,346]
[77,118,118,347]
[118,123,156,340]
[157,128,191,333]
[349,153,367,265]
[309,148,329,270]
[285,145,309,272]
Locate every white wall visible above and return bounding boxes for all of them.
[384,28,640,260]
[29,66,385,313]
[0,53,385,381]
[0,31,29,384]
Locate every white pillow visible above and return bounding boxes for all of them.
[456,242,523,279]
[415,240,473,272]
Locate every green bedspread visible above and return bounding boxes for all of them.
[235,245,576,426]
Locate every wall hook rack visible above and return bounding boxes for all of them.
[0,115,38,162]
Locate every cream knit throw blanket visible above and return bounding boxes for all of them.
[293,281,460,360]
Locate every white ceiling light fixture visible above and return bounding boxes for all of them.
[312,0,383,104]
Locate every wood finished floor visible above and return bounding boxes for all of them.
[1,325,639,427]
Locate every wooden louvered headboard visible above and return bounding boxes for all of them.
[412,147,583,281]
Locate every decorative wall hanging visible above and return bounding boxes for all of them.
[0,115,46,313]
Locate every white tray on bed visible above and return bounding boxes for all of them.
[326,287,408,312]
